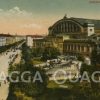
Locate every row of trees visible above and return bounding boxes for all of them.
[77,48,100,99]
[7,43,48,100]
[32,47,60,61]
[7,43,100,100]
[0,40,24,53]
[91,49,100,65]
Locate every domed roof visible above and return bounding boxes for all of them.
[49,16,83,35]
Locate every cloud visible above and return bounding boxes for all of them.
[0,6,33,19]
[21,23,42,29]
[0,6,46,34]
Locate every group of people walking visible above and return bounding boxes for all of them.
[0,77,9,87]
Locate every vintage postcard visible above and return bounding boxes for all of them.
[0,0,100,100]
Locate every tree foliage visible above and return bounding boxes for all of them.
[41,47,60,61]
[7,43,48,100]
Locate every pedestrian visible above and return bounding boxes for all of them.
[4,80,6,84]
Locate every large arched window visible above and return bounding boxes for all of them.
[51,20,82,34]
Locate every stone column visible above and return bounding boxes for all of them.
[70,44,72,51]
[89,47,92,53]
[63,23,65,33]
[76,45,78,52]
[65,44,67,51]
[84,46,87,52]
[80,46,82,52]
[72,24,74,32]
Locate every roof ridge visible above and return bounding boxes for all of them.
[70,17,100,21]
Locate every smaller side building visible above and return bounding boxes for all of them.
[33,35,69,54]
[26,35,45,48]
[63,39,95,56]
[0,34,25,47]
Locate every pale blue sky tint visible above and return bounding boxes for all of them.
[0,0,100,18]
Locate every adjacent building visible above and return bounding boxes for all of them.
[0,34,7,46]
[0,34,25,47]
[26,35,45,48]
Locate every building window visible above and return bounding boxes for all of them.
[78,45,80,51]
[87,46,90,52]
[74,45,76,51]
[81,46,84,52]
[90,29,92,32]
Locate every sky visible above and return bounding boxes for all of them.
[0,0,100,35]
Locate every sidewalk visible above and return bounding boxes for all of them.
[0,50,21,100]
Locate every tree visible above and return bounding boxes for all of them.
[80,63,100,94]
[96,53,100,64]
[41,47,60,61]
[77,54,84,62]
[7,43,48,100]
[91,48,98,65]
[32,47,44,57]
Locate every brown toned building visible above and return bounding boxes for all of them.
[49,15,100,37]
[33,36,64,53]
[33,16,100,57]
[63,39,95,56]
